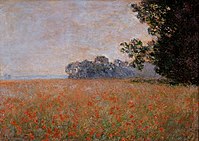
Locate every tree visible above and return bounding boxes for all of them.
[121,0,199,84]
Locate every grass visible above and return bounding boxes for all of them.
[0,79,198,140]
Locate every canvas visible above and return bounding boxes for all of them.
[0,0,198,140]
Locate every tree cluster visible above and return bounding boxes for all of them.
[121,0,199,84]
[65,56,135,79]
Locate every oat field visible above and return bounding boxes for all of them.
[0,79,198,140]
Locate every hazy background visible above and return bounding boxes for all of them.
[0,0,155,79]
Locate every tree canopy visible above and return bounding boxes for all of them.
[121,0,199,84]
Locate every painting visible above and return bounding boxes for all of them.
[0,0,198,140]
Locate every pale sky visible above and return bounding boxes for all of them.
[0,0,151,76]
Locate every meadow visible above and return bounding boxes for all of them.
[0,79,198,141]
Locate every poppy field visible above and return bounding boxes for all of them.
[0,79,198,140]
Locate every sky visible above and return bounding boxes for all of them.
[0,0,152,77]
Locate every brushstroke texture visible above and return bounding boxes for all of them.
[0,0,151,76]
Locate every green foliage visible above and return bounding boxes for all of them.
[121,0,199,84]
[120,39,154,70]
